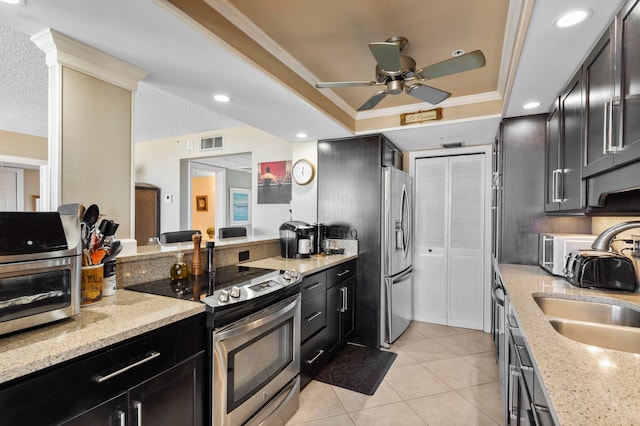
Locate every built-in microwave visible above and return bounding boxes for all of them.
[538,233,597,276]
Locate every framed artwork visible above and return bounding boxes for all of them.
[257,160,292,204]
[230,188,250,225]
[196,195,208,212]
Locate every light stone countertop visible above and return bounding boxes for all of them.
[498,263,640,426]
[0,290,204,385]
[241,253,357,275]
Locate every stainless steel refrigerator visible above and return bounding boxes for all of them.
[318,135,413,349]
[381,167,413,347]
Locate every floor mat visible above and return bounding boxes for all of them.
[313,344,397,395]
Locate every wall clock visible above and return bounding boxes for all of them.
[292,159,315,185]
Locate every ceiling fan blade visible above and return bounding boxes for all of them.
[416,50,486,80]
[406,84,451,105]
[357,90,388,111]
[368,42,402,71]
[315,81,376,88]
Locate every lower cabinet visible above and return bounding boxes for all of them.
[0,314,207,426]
[300,260,356,389]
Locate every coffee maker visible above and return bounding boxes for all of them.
[279,221,314,258]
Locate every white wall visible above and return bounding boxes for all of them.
[291,141,318,224]
[135,126,306,237]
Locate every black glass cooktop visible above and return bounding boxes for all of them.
[126,264,276,302]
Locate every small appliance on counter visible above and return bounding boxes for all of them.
[313,223,327,255]
[565,250,637,291]
[279,221,314,258]
[0,212,82,336]
[538,233,597,276]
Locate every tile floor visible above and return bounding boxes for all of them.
[286,321,504,426]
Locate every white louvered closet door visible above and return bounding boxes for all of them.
[414,157,449,324]
[414,154,485,329]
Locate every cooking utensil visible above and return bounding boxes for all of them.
[82,204,100,249]
[102,240,122,263]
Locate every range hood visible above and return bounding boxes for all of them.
[586,186,640,215]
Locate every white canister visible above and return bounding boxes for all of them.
[103,260,117,296]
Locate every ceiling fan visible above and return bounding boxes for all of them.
[315,36,486,111]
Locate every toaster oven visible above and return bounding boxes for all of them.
[0,212,82,336]
[538,233,597,276]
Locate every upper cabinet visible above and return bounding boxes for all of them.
[545,69,585,212]
[583,0,640,177]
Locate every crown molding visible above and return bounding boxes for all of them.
[31,29,148,91]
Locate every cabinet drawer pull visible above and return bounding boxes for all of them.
[117,410,126,426]
[336,269,351,277]
[305,311,323,322]
[93,351,161,383]
[304,282,323,291]
[306,349,324,364]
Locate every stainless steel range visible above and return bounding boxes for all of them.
[128,265,303,426]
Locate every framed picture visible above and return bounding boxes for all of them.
[257,160,292,204]
[196,195,208,212]
[230,188,251,225]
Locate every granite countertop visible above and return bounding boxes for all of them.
[498,263,640,426]
[0,290,204,386]
[241,253,357,275]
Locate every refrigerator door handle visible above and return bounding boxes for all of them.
[401,183,411,259]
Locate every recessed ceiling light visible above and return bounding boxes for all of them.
[213,94,230,103]
[523,101,541,110]
[555,9,591,28]
[0,0,25,4]
[440,136,449,140]
[296,132,308,139]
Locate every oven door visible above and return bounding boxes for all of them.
[212,293,301,426]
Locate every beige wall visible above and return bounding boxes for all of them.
[191,175,216,236]
[23,169,40,211]
[0,130,47,161]
[135,126,294,237]
[61,67,132,236]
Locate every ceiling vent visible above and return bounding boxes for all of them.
[441,141,465,149]
[200,136,223,151]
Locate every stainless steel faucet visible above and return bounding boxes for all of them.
[591,221,640,251]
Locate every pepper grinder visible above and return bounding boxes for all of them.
[191,233,202,276]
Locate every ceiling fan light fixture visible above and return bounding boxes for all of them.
[555,9,591,28]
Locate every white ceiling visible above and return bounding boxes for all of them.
[0,0,627,152]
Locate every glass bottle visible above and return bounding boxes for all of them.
[170,252,189,280]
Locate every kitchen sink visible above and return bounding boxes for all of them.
[533,296,640,327]
[533,296,640,353]
[549,319,640,353]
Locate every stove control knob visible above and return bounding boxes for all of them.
[230,286,241,298]
[218,290,229,303]
[283,271,292,281]
[289,270,299,279]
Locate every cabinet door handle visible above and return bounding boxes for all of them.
[117,410,126,426]
[603,99,611,154]
[336,269,351,277]
[305,311,322,322]
[93,351,161,383]
[339,287,348,313]
[304,282,323,291]
[134,401,143,426]
[306,349,324,364]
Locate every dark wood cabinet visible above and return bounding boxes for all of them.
[583,0,640,178]
[545,70,585,212]
[299,260,357,389]
[0,314,207,426]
